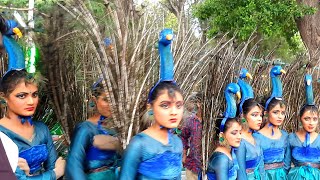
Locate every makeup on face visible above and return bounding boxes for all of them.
[268,104,286,126]
[225,122,242,147]
[245,106,263,130]
[301,110,319,133]
[6,82,39,117]
[152,90,184,129]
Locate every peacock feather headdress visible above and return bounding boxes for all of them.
[265,65,286,110]
[2,19,24,74]
[238,68,254,115]
[148,28,175,103]
[220,83,241,132]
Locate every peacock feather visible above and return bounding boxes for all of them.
[238,68,254,114]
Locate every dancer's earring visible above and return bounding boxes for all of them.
[0,99,7,118]
[148,109,154,121]
[263,113,269,123]
[219,132,228,147]
[298,121,302,129]
[241,117,247,123]
[89,100,95,107]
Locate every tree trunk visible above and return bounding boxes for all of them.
[296,0,320,66]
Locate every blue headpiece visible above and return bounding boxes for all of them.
[238,68,254,114]
[92,76,103,91]
[2,20,25,74]
[220,83,241,132]
[148,29,175,103]
[304,74,314,106]
[265,65,286,110]
[104,37,113,49]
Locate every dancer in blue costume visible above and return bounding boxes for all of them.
[120,29,184,180]
[66,78,121,180]
[0,14,18,180]
[236,69,265,180]
[288,74,320,180]
[253,66,290,180]
[0,16,65,180]
[207,83,242,180]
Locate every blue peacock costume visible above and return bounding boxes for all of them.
[66,78,120,180]
[119,29,183,180]
[287,74,320,180]
[207,83,241,180]
[0,19,58,179]
[253,65,290,180]
[235,68,265,180]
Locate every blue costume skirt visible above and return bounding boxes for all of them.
[288,166,320,180]
[265,168,287,180]
[247,168,261,180]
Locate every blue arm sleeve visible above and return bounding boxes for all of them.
[283,134,291,173]
[44,125,57,171]
[66,123,94,180]
[258,146,265,180]
[209,154,229,180]
[235,142,247,180]
[119,136,142,180]
[16,123,57,180]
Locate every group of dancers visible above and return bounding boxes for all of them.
[207,66,320,180]
[0,15,319,180]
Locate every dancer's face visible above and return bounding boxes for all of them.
[151,89,184,129]
[267,104,286,126]
[224,122,242,147]
[95,92,112,118]
[300,110,318,133]
[244,106,263,130]
[5,81,39,117]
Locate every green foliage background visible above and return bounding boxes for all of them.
[194,0,316,61]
